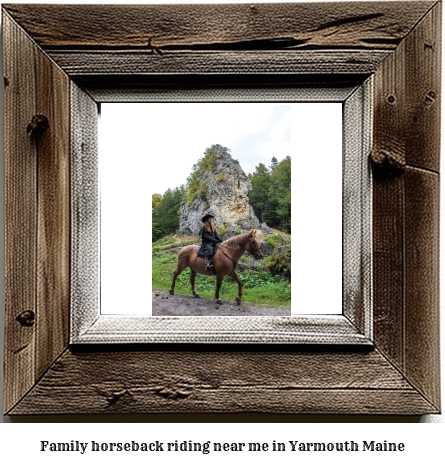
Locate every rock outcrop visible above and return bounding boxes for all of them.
[179,148,260,235]
[260,222,273,234]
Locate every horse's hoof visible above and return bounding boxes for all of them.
[194,293,201,298]
[216,299,223,305]
[169,290,174,295]
[236,297,241,305]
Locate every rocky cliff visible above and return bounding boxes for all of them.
[179,147,260,235]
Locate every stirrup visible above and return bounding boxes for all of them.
[206,261,216,274]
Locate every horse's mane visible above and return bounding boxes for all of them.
[222,232,249,248]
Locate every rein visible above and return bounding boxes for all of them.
[219,243,240,253]
[218,239,262,274]
[218,245,239,274]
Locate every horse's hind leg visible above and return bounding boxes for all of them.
[169,260,188,295]
[190,269,200,298]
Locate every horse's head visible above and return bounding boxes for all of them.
[245,230,263,260]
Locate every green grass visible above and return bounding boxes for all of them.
[153,239,198,252]
[160,237,176,245]
[152,250,291,306]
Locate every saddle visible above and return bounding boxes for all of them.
[197,244,219,275]
[197,243,219,259]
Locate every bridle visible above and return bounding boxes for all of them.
[247,240,262,255]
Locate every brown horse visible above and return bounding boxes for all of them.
[169,230,263,304]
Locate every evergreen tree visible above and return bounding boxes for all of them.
[152,222,164,242]
[270,156,278,172]
[250,156,291,231]
[248,163,271,223]
[274,156,291,231]
[265,167,280,227]
[152,185,185,240]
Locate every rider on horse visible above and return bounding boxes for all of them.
[199,214,222,271]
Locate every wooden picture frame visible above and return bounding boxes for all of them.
[3,2,440,415]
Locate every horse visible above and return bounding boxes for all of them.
[169,230,263,305]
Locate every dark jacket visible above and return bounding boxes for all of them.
[198,227,222,257]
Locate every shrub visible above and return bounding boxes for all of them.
[263,233,281,248]
[216,172,228,182]
[186,180,208,206]
[265,245,291,278]
[217,225,229,236]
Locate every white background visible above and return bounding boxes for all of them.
[0,0,444,458]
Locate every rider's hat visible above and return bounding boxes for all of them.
[201,214,214,223]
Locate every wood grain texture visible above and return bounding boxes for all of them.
[372,2,441,172]
[372,36,407,367]
[35,46,71,380]
[3,2,435,50]
[75,315,370,345]
[9,349,437,415]
[3,11,71,413]
[3,13,37,414]
[342,82,373,336]
[47,50,391,77]
[372,176,405,370]
[77,75,366,103]
[70,83,100,339]
[404,168,440,409]
[371,3,441,410]
[404,2,441,172]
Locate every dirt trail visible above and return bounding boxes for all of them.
[153,291,290,316]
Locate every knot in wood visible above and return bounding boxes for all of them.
[424,90,436,105]
[370,149,405,178]
[16,310,35,327]
[154,386,191,400]
[105,390,127,405]
[95,385,129,405]
[27,114,49,140]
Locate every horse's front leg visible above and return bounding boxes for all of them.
[215,274,224,304]
[231,270,243,305]
[190,269,200,298]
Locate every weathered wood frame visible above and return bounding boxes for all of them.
[3,2,440,415]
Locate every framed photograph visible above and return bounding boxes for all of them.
[3,2,440,415]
